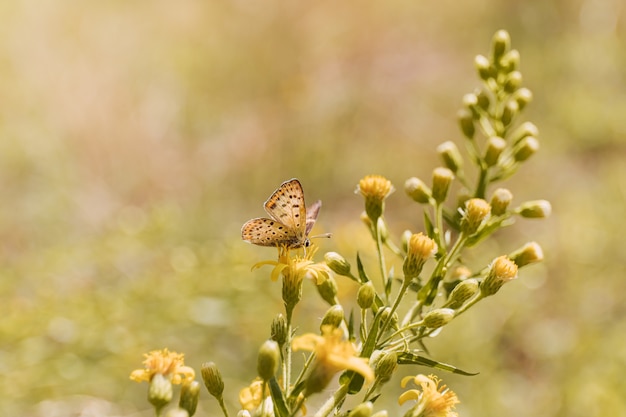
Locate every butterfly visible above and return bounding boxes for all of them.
[241,178,329,249]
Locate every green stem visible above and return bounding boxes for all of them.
[217,397,230,417]
[376,280,411,345]
[313,383,350,417]
[284,307,294,399]
[374,219,389,301]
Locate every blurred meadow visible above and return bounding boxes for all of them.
[1,1,625,416]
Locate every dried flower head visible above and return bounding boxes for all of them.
[481,255,519,297]
[403,233,438,280]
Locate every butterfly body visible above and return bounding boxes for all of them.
[241,179,323,249]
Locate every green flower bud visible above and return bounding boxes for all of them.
[481,256,518,297]
[437,141,464,174]
[504,71,523,93]
[513,136,540,162]
[257,340,280,381]
[509,242,544,267]
[431,167,454,203]
[517,200,551,218]
[500,49,521,73]
[491,30,511,63]
[321,305,344,330]
[348,402,373,417]
[458,108,475,139]
[460,198,491,235]
[446,279,479,309]
[324,252,352,276]
[511,121,539,144]
[405,177,431,204]
[484,136,507,167]
[201,362,224,399]
[179,381,200,417]
[357,282,376,309]
[423,308,455,329]
[271,314,287,347]
[490,188,513,216]
[501,99,518,126]
[149,373,173,410]
[474,54,493,81]
[317,274,339,306]
[476,89,491,111]
[462,93,480,119]
[373,351,398,383]
[513,87,533,111]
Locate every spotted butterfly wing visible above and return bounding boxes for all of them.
[242,179,317,248]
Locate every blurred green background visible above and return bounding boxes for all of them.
[1,1,625,416]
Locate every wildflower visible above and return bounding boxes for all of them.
[257,340,280,382]
[480,255,518,297]
[252,245,331,312]
[239,378,268,412]
[324,251,352,276]
[320,304,344,330]
[372,350,398,384]
[459,198,491,235]
[484,137,506,167]
[509,241,544,268]
[179,380,200,417]
[357,282,376,309]
[399,374,459,417]
[292,325,374,395]
[403,233,437,280]
[431,168,454,203]
[436,142,463,174]
[445,279,479,309]
[271,314,288,347]
[422,308,455,329]
[490,188,513,216]
[130,348,195,385]
[516,200,551,218]
[405,177,431,204]
[357,175,394,221]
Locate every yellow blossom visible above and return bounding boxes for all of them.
[293,325,374,395]
[252,245,331,285]
[356,175,394,221]
[239,378,268,412]
[130,348,195,385]
[399,374,459,417]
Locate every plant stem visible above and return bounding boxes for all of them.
[313,383,350,417]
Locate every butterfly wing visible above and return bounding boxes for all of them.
[241,218,302,247]
[263,179,307,245]
[305,200,322,236]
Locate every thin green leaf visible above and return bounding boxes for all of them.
[397,352,478,376]
[268,377,290,417]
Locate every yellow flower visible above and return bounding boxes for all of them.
[399,374,459,417]
[357,175,394,221]
[292,325,374,395]
[239,378,268,412]
[252,245,331,285]
[130,348,195,385]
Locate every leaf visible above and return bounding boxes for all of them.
[397,352,479,376]
[269,377,290,417]
[423,211,435,238]
[356,252,370,284]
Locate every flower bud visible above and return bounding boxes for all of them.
[357,282,376,309]
[462,93,480,119]
[403,233,437,280]
[405,177,431,204]
[378,307,398,328]
[446,279,479,309]
[257,340,280,382]
[490,188,513,216]
[373,351,398,383]
[474,54,492,81]
[324,252,352,276]
[513,87,533,111]
[320,304,344,330]
[201,362,224,399]
[348,402,373,417]
[513,136,539,162]
[481,256,518,297]
[271,314,287,347]
[511,121,539,144]
[500,49,520,73]
[431,167,454,203]
[437,141,463,174]
[509,242,544,267]
[491,30,511,63]
[149,373,173,410]
[458,109,475,139]
[317,274,339,306]
[371,412,389,417]
[357,175,394,222]
[517,200,551,218]
[423,308,455,329]
[484,136,506,167]
[501,99,518,126]
[179,381,200,417]
[504,71,522,93]
[476,89,490,111]
[460,198,491,235]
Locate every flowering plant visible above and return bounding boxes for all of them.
[131,30,549,417]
